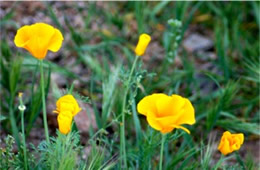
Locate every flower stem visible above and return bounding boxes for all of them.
[68,81,75,94]
[120,55,139,168]
[21,111,28,170]
[159,134,166,170]
[40,60,50,143]
[18,94,28,170]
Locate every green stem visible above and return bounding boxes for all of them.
[120,55,140,168]
[19,96,28,170]
[21,110,28,170]
[68,81,75,94]
[159,134,166,170]
[40,60,50,143]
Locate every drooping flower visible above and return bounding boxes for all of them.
[57,113,73,135]
[137,93,195,134]
[14,22,63,59]
[54,94,81,134]
[218,131,244,155]
[54,94,82,116]
[135,33,151,56]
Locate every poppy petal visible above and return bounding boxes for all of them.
[58,113,73,134]
[175,98,195,125]
[155,94,173,117]
[170,125,191,134]
[48,29,64,52]
[146,111,162,131]
[14,25,31,47]
[137,93,165,116]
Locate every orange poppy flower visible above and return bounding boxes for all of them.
[54,94,81,134]
[137,93,195,134]
[218,131,244,155]
[14,22,63,59]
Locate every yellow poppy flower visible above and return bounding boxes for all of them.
[218,131,244,155]
[14,22,63,59]
[57,113,73,135]
[137,93,195,134]
[135,33,151,56]
[54,94,81,134]
[54,94,81,116]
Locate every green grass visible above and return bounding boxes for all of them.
[0,1,259,170]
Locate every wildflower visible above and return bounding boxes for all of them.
[54,95,81,116]
[135,33,151,56]
[137,93,195,134]
[18,92,23,98]
[14,22,63,59]
[218,131,244,155]
[18,92,26,111]
[54,95,81,134]
[57,114,73,135]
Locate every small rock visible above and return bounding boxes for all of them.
[74,104,97,134]
[196,51,217,61]
[183,33,213,53]
[51,73,66,87]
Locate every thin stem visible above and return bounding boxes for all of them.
[19,94,28,170]
[159,134,166,170]
[21,110,28,170]
[68,81,75,94]
[40,60,50,143]
[120,55,140,168]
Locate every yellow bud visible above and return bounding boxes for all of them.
[135,33,151,56]
[18,92,23,98]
